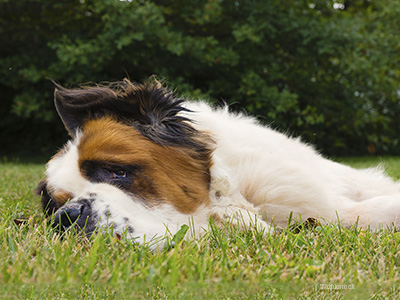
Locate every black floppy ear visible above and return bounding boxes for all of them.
[54,87,85,137]
[53,84,135,137]
[52,79,202,149]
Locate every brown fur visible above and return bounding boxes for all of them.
[77,117,211,214]
[35,180,73,215]
[51,190,74,207]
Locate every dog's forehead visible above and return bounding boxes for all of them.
[77,117,156,164]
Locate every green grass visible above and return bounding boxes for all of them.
[1,157,400,299]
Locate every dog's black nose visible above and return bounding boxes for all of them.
[53,200,91,232]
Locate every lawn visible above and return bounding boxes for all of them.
[1,157,400,299]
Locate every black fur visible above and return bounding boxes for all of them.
[53,79,211,155]
[35,180,59,217]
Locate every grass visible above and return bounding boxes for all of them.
[1,157,400,299]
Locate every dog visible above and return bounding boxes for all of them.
[36,78,400,245]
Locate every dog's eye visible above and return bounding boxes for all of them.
[111,170,127,179]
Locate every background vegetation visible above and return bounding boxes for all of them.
[1,0,400,158]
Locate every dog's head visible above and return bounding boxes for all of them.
[36,79,213,244]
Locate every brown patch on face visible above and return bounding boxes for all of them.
[52,190,74,206]
[77,117,212,214]
[35,181,74,216]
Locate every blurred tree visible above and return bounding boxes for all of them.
[0,0,399,157]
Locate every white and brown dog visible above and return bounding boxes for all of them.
[36,78,400,244]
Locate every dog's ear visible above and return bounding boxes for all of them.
[53,83,137,137]
[53,79,211,159]
[53,79,202,149]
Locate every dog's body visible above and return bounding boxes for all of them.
[36,79,400,245]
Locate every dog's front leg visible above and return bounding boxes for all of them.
[208,156,273,233]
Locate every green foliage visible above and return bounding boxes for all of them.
[1,0,400,156]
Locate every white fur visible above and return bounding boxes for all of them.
[46,136,88,197]
[185,101,400,230]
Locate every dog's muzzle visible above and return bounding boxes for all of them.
[52,199,96,235]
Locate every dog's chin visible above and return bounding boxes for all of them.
[49,194,198,248]
[51,210,129,243]
[53,221,177,251]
